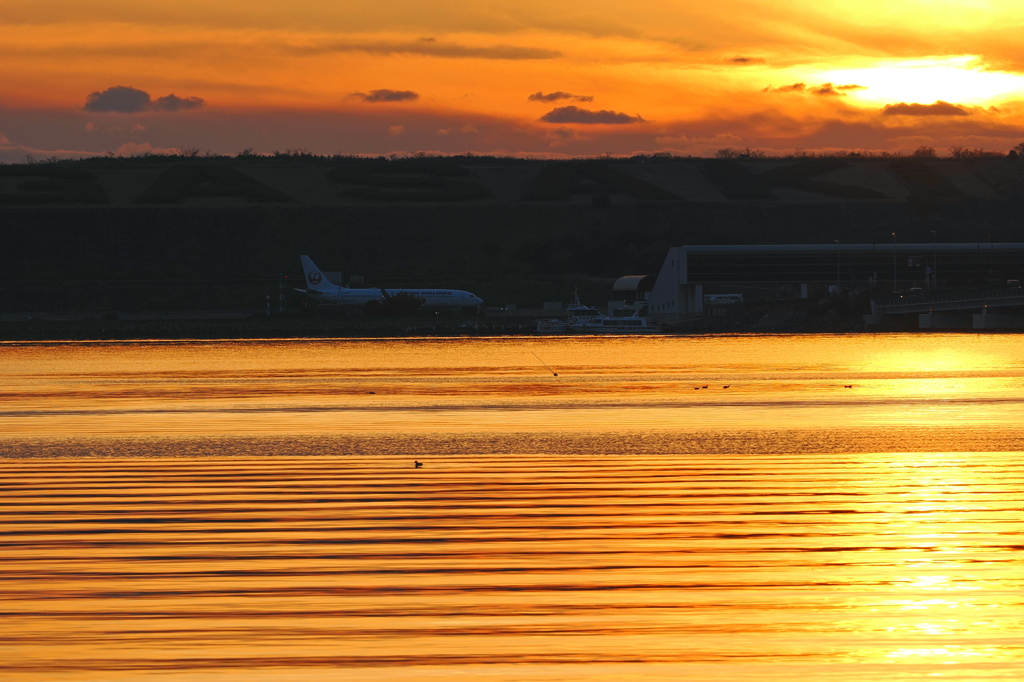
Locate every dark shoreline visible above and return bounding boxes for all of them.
[0,303,917,341]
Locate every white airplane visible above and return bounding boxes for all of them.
[297,255,483,309]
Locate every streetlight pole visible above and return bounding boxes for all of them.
[834,240,840,294]
[892,232,897,292]
[930,230,937,290]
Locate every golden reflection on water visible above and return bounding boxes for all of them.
[1,453,1022,680]
[3,334,1024,445]
[2,334,1024,679]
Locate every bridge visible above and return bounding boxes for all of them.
[648,243,1024,328]
[868,286,1024,328]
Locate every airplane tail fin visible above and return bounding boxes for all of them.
[299,255,335,293]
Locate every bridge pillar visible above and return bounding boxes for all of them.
[973,312,1024,329]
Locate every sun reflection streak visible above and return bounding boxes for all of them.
[842,447,1024,670]
[887,646,991,660]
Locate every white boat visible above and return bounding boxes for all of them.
[567,314,660,333]
[537,290,660,334]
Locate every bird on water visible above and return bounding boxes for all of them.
[414,461,423,468]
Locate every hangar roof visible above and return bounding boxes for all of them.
[613,275,656,292]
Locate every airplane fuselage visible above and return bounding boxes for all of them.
[298,255,483,309]
[307,285,482,308]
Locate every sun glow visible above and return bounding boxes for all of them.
[819,56,1024,107]
[862,340,1007,376]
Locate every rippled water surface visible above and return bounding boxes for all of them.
[2,335,1023,680]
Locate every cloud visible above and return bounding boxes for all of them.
[115,141,182,156]
[355,89,420,103]
[656,132,753,156]
[646,108,1023,158]
[0,139,104,164]
[83,85,204,113]
[2,141,167,161]
[83,85,152,113]
[296,40,560,60]
[728,56,765,65]
[815,83,865,95]
[764,82,863,96]
[528,91,594,103]
[540,106,644,124]
[764,82,807,93]
[10,97,1024,164]
[437,123,479,135]
[151,94,204,111]
[882,101,970,116]
[811,83,843,96]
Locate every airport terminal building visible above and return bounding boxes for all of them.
[648,243,1024,323]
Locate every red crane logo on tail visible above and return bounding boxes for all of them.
[308,271,322,285]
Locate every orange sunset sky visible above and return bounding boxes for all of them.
[4,0,1024,161]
